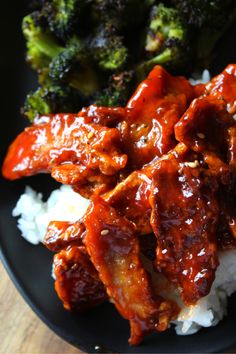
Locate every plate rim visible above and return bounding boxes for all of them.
[1,239,236,354]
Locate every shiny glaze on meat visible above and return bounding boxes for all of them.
[150,158,219,305]
[2,113,127,196]
[2,66,200,196]
[3,64,236,345]
[122,65,198,169]
[104,143,189,235]
[44,220,85,252]
[54,245,108,311]
[84,197,179,345]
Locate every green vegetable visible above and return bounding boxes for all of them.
[22,12,63,71]
[170,0,233,28]
[21,0,236,121]
[48,37,85,81]
[94,71,135,106]
[42,0,85,40]
[22,11,99,104]
[142,3,189,71]
[170,0,236,64]
[89,23,128,71]
[22,85,87,122]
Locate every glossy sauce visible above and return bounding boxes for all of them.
[54,245,108,311]
[3,64,236,345]
[84,197,179,345]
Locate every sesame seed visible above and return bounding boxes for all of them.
[185,160,199,168]
[88,131,94,139]
[101,229,109,236]
[197,133,205,139]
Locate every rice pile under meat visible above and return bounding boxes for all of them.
[13,185,236,335]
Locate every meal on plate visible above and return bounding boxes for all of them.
[2,0,236,347]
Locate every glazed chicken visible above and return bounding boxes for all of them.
[3,64,236,345]
[2,66,198,197]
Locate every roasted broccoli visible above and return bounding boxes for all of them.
[22,85,87,121]
[48,37,84,81]
[93,0,153,27]
[138,3,189,76]
[170,0,233,28]
[94,70,135,106]
[22,12,63,71]
[89,23,128,71]
[23,11,99,94]
[42,0,84,40]
[170,0,236,64]
[21,0,236,122]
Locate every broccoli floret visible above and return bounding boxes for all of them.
[48,36,100,94]
[49,37,84,81]
[23,11,99,96]
[94,70,135,106]
[93,0,153,28]
[93,0,127,15]
[169,1,236,65]
[22,12,63,71]
[22,84,88,122]
[170,0,233,28]
[145,4,185,53]
[89,23,128,71]
[144,4,188,66]
[42,0,84,40]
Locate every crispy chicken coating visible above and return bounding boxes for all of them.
[150,158,219,305]
[3,64,236,345]
[83,197,179,345]
[2,114,127,196]
[54,245,108,311]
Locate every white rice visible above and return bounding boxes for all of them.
[12,69,236,335]
[13,185,90,245]
[189,69,211,85]
[13,185,236,335]
[174,250,236,335]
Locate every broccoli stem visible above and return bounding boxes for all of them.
[146,48,173,65]
[32,33,63,59]
[136,47,172,80]
[68,66,100,95]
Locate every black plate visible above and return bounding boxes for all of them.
[1,2,236,353]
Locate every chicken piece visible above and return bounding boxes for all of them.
[150,158,219,305]
[2,66,199,194]
[175,97,236,161]
[105,169,153,235]
[205,64,236,115]
[2,114,127,196]
[123,65,197,169]
[175,85,236,251]
[217,181,236,250]
[175,64,236,178]
[44,220,85,252]
[217,213,236,250]
[83,197,179,345]
[78,105,126,127]
[105,143,189,234]
[54,245,108,311]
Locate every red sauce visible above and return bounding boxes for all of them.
[3,64,236,345]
